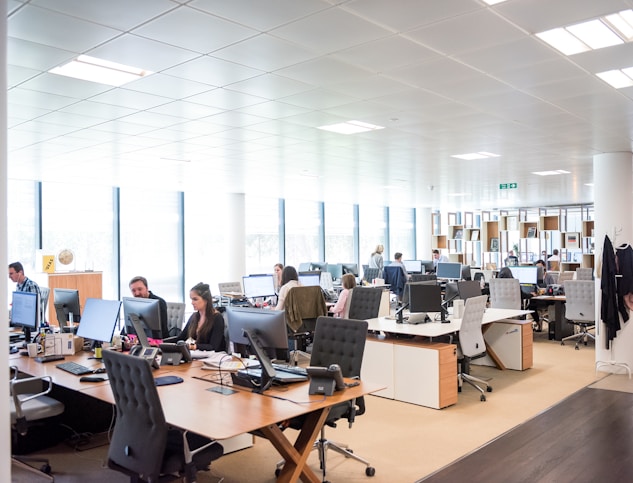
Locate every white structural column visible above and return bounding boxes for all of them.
[594,152,633,373]
[225,193,246,283]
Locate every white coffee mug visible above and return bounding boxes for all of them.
[27,343,39,357]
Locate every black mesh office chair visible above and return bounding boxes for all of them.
[102,350,223,482]
[362,267,381,283]
[276,316,375,480]
[347,287,383,320]
[383,265,407,302]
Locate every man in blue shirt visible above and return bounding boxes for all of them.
[9,261,40,295]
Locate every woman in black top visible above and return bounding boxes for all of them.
[177,282,226,352]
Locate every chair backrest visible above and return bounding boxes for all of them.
[545,271,559,284]
[458,295,488,358]
[558,271,575,283]
[363,267,381,282]
[473,272,485,282]
[310,316,368,378]
[218,281,242,294]
[489,278,521,310]
[165,302,186,337]
[102,350,168,480]
[347,287,383,320]
[563,280,595,322]
[39,286,50,323]
[283,286,327,333]
[575,268,593,281]
[383,265,407,297]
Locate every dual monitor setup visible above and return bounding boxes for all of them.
[298,262,359,280]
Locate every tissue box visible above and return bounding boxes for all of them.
[48,333,84,355]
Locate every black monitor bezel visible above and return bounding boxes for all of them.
[53,288,82,323]
[436,262,462,280]
[225,306,289,358]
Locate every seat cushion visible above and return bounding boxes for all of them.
[10,395,64,424]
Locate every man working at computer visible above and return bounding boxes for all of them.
[432,249,448,271]
[129,276,169,339]
[9,261,40,295]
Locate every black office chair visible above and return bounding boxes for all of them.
[276,316,375,481]
[347,287,383,320]
[102,350,223,482]
[383,265,407,302]
[284,286,328,364]
[362,267,381,283]
[10,366,65,481]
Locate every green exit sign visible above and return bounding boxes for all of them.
[499,183,518,190]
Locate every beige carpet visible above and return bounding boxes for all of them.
[13,333,601,483]
[589,373,633,393]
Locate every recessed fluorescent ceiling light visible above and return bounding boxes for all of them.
[532,170,571,176]
[597,68,633,88]
[585,183,594,187]
[451,152,500,160]
[482,0,508,5]
[537,10,633,55]
[49,55,152,86]
[318,120,385,134]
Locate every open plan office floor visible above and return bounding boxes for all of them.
[13,331,607,483]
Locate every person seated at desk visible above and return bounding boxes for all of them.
[273,263,284,294]
[498,267,541,331]
[175,282,226,351]
[329,273,356,317]
[129,275,169,339]
[504,250,519,267]
[275,266,302,311]
[432,249,448,272]
[391,252,410,279]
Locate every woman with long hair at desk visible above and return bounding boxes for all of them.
[329,273,356,317]
[177,282,226,351]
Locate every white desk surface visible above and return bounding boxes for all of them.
[366,308,531,338]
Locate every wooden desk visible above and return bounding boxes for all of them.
[362,308,531,409]
[11,351,382,483]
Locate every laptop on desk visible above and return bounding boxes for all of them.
[236,367,308,384]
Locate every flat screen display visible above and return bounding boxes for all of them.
[403,260,422,273]
[11,291,38,330]
[242,274,276,298]
[509,266,538,285]
[409,283,443,314]
[457,280,482,300]
[436,262,462,280]
[77,298,122,343]
[298,272,321,287]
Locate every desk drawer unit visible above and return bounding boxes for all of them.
[474,319,533,371]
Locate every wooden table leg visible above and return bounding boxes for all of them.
[260,407,331,483]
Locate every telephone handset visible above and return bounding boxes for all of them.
[129,345,160,369]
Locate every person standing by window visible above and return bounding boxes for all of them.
[368,244,384,271]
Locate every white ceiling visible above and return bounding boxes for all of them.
[7,0,633,211]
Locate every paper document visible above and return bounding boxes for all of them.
[200,352,259,372]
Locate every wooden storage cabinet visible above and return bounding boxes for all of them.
[47,272,103,327]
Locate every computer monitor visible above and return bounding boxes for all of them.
[341,263,358,277]
[420,260,434,273]
[509,266,538,285]
[408,283,447,322]
[77,298,122,344]
[242,328,276,394]
[457,280,482,300]
[436,262,462,280]
[402,280,436,306]
[225,307,289,360]
[403,260,422,273]
[53,288,81,330]
[310,261,328,272]
[298,272,321,287]
[122,297,163,339]
[242,274,276,298]
[326,263,343,281]
[11,291,38,342]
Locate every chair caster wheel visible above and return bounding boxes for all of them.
[366,466,376,476]
[487,386,493,392]
[561,342,565,345]
[40,464,52,474]
[480,395,486,402]
[575,346,580,350]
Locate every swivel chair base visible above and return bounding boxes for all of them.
[12,456,54,482]
[458,372,492,402]
[561,325,595,350]
[275,425,376,482]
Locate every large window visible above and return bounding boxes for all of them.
[285,199,321,267]
[324,202,355,264]
[359,205,386,268]
[119,189,182,303]
[245,196,281,275]
[41,182,117,299]
[389,207,415,261]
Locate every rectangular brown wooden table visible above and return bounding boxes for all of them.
[11,350,381,483]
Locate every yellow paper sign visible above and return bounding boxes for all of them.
[42,255,55,273]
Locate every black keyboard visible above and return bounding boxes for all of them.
[56,361,94,375]
[34,354,65,363]
[272,363,308,376]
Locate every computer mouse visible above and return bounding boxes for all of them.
[93,367,106,374]
[80,376,107,383]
